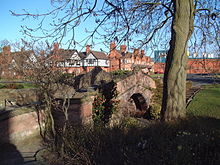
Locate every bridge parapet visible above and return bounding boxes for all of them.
[116,71,156,96]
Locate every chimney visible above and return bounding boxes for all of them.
[141,50,145,56]
[86,45,91,54]
[133,49,139,56]
[53,43,59,52]
[110,42,116,51]
[120,45,126,53]
[3,46,11,55]
[140,50,145,58]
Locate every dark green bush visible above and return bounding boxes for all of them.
[111,70,132,76]
[149,103,161,120]
[0,84,6,89]
[0,83,24,89]
[44,118,220,165]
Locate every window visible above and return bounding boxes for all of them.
[88,59,94,64]
[69,62,75,66]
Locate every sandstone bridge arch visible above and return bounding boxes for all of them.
[72,68,157,121]
[115,71,156,117]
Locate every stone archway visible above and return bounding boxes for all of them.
[128,93,150,118]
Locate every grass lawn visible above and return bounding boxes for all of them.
[149,73,164,78]
[0,82,37,89]
[187,84,220,119]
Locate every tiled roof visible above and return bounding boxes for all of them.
[90,51,108,60]
[78,52,87,59]
[55,49,78,60]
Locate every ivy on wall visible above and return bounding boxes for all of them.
[92,81,120,125]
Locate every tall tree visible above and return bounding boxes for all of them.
[161,0,194,121]
[12,0,220,121]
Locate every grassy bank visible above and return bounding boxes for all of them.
[0,83,37,89]
[187,84,220,119]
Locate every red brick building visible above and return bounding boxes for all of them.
[108,42,153,73]
[153,58,220,74]
[0,46,36,79]
[187,58,220,74]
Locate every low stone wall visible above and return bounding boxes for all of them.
[0,97,94,144]
[0,110,45,144]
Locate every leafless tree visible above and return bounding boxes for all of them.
[11,0,220,121]
[12,41,75,156]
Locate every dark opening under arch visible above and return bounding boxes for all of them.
[129,93,150,118]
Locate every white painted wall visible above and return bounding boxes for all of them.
[65,52,81,67]
[98,59,109,67]
[83,53,97,66]
[83,53,110,67]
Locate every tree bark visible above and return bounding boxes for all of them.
[161,0,194,121]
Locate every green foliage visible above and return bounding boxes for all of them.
[0,83,37,89]
[92,81,120,125]
[92,94,106,124]
[110,70,132,79]
[187,84,220,119]
[149,74,164,78]
[0,84,6,89]
[149,103,161,120]
[0,83,23,89]
[120,117,139,128]
[150,79,163,120]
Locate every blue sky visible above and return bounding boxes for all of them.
[0,0,166,57]
[1,0,219,58]
[1,0,51,42]
[0,0,108,52]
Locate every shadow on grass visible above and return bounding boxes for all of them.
[43,116,220,165]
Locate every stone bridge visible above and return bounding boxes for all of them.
[0,69,156,143]
[73,68,156,119]
[115,71,156,117]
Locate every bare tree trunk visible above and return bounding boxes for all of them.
[161,0,194,121]
[60,97,70,157]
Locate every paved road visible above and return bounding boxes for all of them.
[187,74,220,86]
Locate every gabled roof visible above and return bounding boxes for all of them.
[78,52,87,59]
[53,49,78,60]
[90,51,108,60]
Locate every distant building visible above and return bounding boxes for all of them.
[0,46,37,79]
[51,44,109,75]
[108,42,153,73]
[154,50,168,63]
[51,42,153,75]
[1,44,219,79]
[153,50,220,74]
